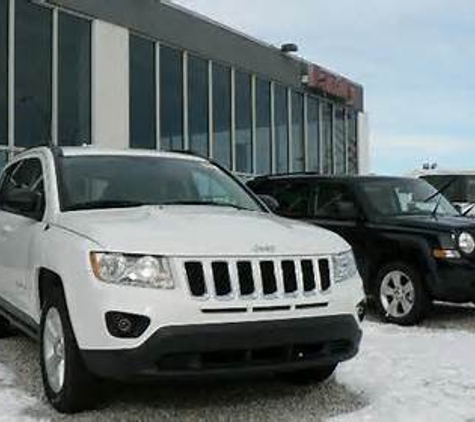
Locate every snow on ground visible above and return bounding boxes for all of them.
[1,304,475,421]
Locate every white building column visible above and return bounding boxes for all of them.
[357,112,370,174]
[91,21,129,148]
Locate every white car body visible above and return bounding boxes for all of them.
[0,147,364,393]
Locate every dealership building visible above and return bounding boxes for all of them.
[0,0,368,176]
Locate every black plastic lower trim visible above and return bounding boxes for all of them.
[0,296,39,340]
[82,315,362,381]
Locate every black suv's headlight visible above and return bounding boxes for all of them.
[90,252,175,289]
[458,232,475,255]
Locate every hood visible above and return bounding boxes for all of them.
[53,206,349,257]
[380,214,475,233]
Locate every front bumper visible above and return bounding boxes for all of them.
[431,259,475,302]
[81,314,362,380]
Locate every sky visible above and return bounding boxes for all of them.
[172,0,475,175]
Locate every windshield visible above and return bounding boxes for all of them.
[359,178,459,217]
[422,175,475,204]
[58,155,263,212]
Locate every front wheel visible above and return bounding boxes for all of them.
[278,364,337,385]
[374,262,429,326]
[40,288,99,413]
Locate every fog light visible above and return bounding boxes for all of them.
[356,301,366,322]
[105,312,150,339]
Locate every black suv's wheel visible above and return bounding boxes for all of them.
[0,314,13,339]
[40,287,99,414]
[374,262,429,326]
[278,364,337,385]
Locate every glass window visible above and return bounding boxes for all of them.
[307,97,320,172]
[0,151,8,173]
[334,107,346,174]
[160,46,183,151]
[255,78,271,175]
[188,55,208,157]
[347,109,358,174]
[15,0,52,148]
[235,71,252,174]
[129,34,156,150]
[0,0,7,146]
[58,13,91,147]
[291,92,304,172]
[322,102,333,174]
[58,155,263,212]
[275,85,289,173]
[212,64,231,169]
[314,183,358,220]
[272,181,313,218]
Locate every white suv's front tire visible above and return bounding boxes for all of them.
[40,287,99,414]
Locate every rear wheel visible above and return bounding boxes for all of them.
[0,315,14,339]
[40,287,99,413]
[278,364,337,385]
[375,262,429,326]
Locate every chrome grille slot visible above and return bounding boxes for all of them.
[281,260,298,294]
[212,262,232,296]
[318,259,331,291]
[237,261,255,296]
[184,262,207,297]
[260,261,278,295]
[301,260,316,292]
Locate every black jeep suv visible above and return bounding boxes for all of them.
[249,175,475,325]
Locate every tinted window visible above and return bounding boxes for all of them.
[421,175,464,203]
[334,107,346,174]
[0,151,8,173]
[0,0,7,145]
[347,110,358,174]
[235,71,252,174]
[0,158,44,217]
[160,46,183,151]
[59,156,262,212]
[15,0,52,148]
[322,102,333,174]
[314,183,356,220]
[255,78,271,175]
[212,64,231,169]
[307,97,320,172]
[129,34,156,149]
[58,13,91,146]
[291,92,305,172]
[275,85,289,173]
[188,55,209,157]
[273,181,313,218]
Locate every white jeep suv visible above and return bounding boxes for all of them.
[0,147,364,413]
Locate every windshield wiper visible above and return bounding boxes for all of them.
[66,200,149,211]
[160,200,251,211]
[462,204,475,216]
[424,177,458,203]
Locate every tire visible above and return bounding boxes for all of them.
[40,287,99,414]
[0,314,13,339]
[374,262,430,326]
[278,364,337,385]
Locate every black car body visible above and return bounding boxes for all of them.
[249,175,475,325]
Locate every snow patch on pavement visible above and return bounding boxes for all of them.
[333,321,475,422]
[0,361,45,422]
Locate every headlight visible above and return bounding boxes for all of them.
[458,232,475,255]
[90,252,175,289]
[332,250,358,283]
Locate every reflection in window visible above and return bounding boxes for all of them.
[15,0,52,148]
[291,92,304,172]
[334,107,346,174]
[59,13,91,146]
[129,34,156,149]
[347,110,358,174]
[255,78,271,174]
[0,0,7,145]
[275,85,289,173]
[212,64,231,169]
[188,55,209,157]
[0,150,7,172]
[307,97,320,172]
[160,46,183,151]
[322,102,333,174]
[235,71,252,174]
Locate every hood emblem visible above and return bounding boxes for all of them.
[252,244,277,254]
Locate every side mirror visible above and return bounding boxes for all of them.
[336,201,359,220]
[4,187,42,218]
[259,194,279,212]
